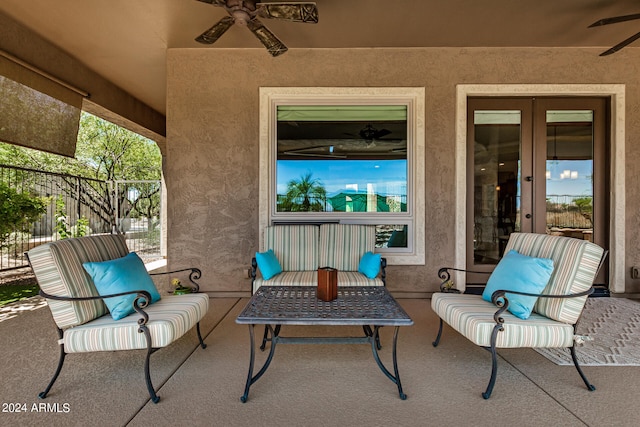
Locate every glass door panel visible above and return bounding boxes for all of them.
[544,111,594,241]
[472,110,522,265]
[535,98,608,286]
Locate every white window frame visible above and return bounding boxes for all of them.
[259,87,425,265]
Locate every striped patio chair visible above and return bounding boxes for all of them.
[251,224,386,293]
[431,232,607,399]
[27,234,209,403]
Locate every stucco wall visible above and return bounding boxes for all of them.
[166,47,640,295]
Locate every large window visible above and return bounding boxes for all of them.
[259,87,425,264]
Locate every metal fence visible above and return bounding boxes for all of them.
[546,194,593,229]
[112,180,162,258]
[0,164,161,271]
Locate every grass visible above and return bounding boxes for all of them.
[0,283,40,307]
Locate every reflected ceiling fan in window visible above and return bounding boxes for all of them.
[589,12,640,56]
[345,124,394,144]
[194,1,319,57]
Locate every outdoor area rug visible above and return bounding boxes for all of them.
[535,297,640,366]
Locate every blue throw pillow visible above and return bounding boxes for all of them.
[482,250,554,320]
[83,252,161,320]
[358,251,381,279]
[255,249,282,280]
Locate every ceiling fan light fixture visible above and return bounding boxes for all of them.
[232,10,251,25]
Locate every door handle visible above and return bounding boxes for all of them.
[525,214,532,219]
[525,176,533,182]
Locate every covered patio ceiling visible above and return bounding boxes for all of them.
[0,0,639,117]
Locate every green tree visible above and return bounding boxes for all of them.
[0,112,162,232]
[0,112,161,181]
[280,172,327,212]
[573,196,593,226]
[75,113,161,181]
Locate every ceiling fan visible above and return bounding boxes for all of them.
[344,124,394,144]
[358,124,392,143]
[195,1,319,57]
[589,12,640,56]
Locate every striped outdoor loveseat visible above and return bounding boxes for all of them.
[251,223,386,294]
[27,234,209,403]
[431,232,606,399]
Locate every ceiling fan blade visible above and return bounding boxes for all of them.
[600,30,640,56]
[284,145,330,153]
[256,3,319,23]
[589,13,640,27]
[376,129,392,138]
[284,152,347,159]
[195,16,235,44]
[246,18,288,56]
[195,0,227,5]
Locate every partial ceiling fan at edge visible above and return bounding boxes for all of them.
[589,12,640,56]
[194,1,319,57]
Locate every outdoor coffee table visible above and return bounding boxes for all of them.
[236,285,414,402]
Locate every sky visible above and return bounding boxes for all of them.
[277,159,407,196]
[276,158,591,200]
[545,159,593,197]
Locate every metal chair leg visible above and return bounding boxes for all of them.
[260,325,281,351]
[432,318,444,347]
[260,324,269,350]
[196,322,207,349]
[363,325,382,350]
[482,323,503,399]
[139,324,160,403]
[39,336,66,399]
[570,344,596,391]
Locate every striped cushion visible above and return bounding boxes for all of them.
[255,271,317,289]
[338,271,384,287]
[505,233,604,324]
[431,293,575,348]
[62,293,209,353]
[28,234,130,329]
[253,271,383,294]
[264,225,319,271]
[319,224,376,271]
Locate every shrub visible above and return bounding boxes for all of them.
[0,182,48,246]
[54,196,91,239]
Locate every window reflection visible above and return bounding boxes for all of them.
[276,106,407,213]
[376,224,408,248]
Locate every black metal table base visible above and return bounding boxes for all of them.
[241,324,407,402]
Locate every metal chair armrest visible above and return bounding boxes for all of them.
[490,287,594,325]
[150,267,202,292]
[39,288,153,325]
[250,257,257,281]
[490,287,594,304]
[380,257,387,286]
[437,267,490,293]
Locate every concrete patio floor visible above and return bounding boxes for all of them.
[1,295,637,427]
